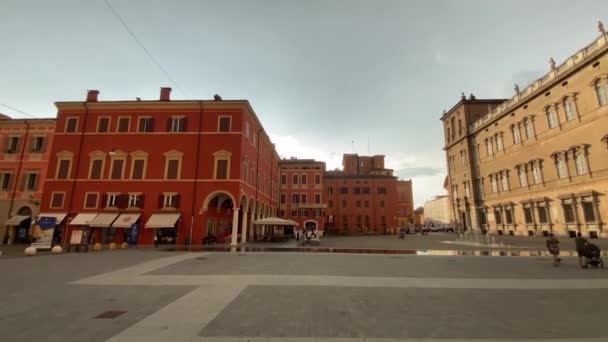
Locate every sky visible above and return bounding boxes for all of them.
[1,0,608,207]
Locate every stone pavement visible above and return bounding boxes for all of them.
[3,236,608,341]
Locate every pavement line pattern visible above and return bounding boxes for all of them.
[66,253,608,342]
[192,338,608,342]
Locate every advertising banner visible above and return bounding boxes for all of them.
[31,216,57,250]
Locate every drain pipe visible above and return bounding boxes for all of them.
[189,102,203,250]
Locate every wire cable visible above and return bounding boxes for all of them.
[103,0,189,98]
[0,103,39,119]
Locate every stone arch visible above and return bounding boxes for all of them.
[239,193,249,212]
[202,190,236,211]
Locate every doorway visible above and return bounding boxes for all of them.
[14,207,33,244]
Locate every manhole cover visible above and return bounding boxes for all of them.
[95,311,127,319]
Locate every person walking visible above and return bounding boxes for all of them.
[575,232,589,268]
[546,233,561,267]
[153,231,159,248]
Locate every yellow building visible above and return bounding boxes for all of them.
[442,22,608,238]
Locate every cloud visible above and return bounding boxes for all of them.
[394,167,444,179]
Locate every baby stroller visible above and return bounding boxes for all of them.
[582,243,604,268]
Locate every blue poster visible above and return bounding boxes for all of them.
[32,216,58,249]
[128,223,139,245]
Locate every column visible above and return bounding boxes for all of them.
[248,210,255,241]
[231,208,240,246]
[240,209,249,244]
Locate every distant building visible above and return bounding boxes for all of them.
[325,154,399,234]
[0,116,55,244]
[397,179,414,227]
[414,207,424,227]
[442,24,608,237]
[423,195,452,229]
[278,158,326,233]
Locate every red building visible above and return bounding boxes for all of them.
[324,154,399,234]
[0,116,55,244]
[397,179,414,227]
[40,88,279,246]
[278,158,326,232]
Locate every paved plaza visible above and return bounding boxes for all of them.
[2,235,608,341]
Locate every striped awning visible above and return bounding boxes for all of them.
[112,213,141,228]
[69,213,98,226]
[89,213,120,228]
[145,213,181,228]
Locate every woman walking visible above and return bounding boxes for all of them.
[546,233,561,267]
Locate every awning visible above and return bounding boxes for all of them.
[112,213,141,228]
[69,213,98,226]
[253,217,298,226]
[89,213,120,228]
[5,215,30,226]
[145,213,181,228]
[37,213,68,225]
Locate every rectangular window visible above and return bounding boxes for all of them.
[292,174,298,185]
[218,116,231,132]
[496,135,503,152]
[280,193,286,204]
[575,153,587,175]
[31,137,44,152]
[131,159,145,179]
[6,137,19,153]
[106,193,118,207]
[537,205,548,224]
[110,159,124,179]
[512,126,521,144]
[97,117,110,133]
[163,194,178,208]
[166,159,180,179]
[356,200,361,208]
[556,159,567,179]
[518,168,528,187]
[547,109,558,129]
[362,187,370,195]
[57,159,70,179]
[292,193,299,204]
[216,159,228,179]
[525,120,534,139]
[138,117,154,132]
[494,208,502,224]
[51,192,64,208]
[301,174,307,185]
[314,193,321,204]
[117,117,130,132]
[0,173,11,190]
[90,159,103,179]
[353,187,361,195]
[582,200,596,223]
[596,83,608,106]
[505,208,513,224]
[377,187,387,194]
[523,206,533,224]
[128,194,141,207]
[532,165,542,184]
[281,174,287,185]
[563,202,576,223]
[364,200,369,208]
[501,173,509,191]
[315,174,321,184]
[564,99,577,121]
[170,117,185,132]
[340,187,348,194]
[25,173,38,191]
[342,200,347,208]
[486,139,493,156]
[65,117,78,133]
[300,194,307,203]
[291,210,298,217]
[491,176,498,193]
[84,193,98,209]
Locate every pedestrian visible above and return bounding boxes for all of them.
[153,232,159,248]
[575,232,589,268]
[546,233,561,267]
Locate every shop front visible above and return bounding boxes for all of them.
[145,213,181,245]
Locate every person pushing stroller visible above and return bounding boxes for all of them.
[576,232,604,268]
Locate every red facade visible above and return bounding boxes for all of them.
[324,154,400,234]
[40,89,279,246]
[278,159,326,232]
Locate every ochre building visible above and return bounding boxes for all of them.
[442,25,608,238]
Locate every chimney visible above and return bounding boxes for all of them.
[160,87,172,101]
[86,90,99,102]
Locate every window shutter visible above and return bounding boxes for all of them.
[149,118,155,132]
[19,174,26,191]
[158,194,164,208]
[6,174,13,191]
[29,136,36,152]
[117,194,128,209]
[101,194,108,208]
[33,174,39,191]
[167,117,173,132]
[181,117,187,131]
[175,194,181,208]
[40,137,46,153]
[137,194,145,209]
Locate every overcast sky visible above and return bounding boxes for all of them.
[1,0,607,206]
